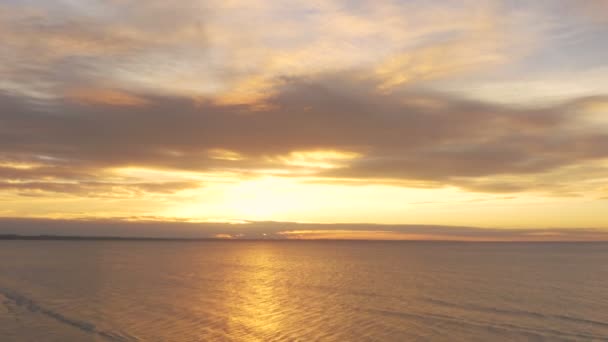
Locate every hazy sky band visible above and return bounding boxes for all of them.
[1,217,607,241]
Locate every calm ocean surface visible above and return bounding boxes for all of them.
[0,241,606,341]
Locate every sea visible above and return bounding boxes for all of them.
[0,240,606,341]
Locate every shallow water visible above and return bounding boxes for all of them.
[0,241,606,341]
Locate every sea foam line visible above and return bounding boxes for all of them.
[0,286,136,342]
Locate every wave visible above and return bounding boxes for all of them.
[423,297,608,329]
[369,307,607,341]
[0,287,136,342]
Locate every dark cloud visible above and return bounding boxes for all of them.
[0,76,607,196]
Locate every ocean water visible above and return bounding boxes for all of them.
[0,241,606,341]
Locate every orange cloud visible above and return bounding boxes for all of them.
[66,88,149,106]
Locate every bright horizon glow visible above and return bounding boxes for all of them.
[3,169,608,229]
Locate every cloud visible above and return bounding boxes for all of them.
[0,0,209,98]
[1,75,607,198]
[570,0,608,24]
[0,180,200,198]
[0,0,526,103]
[65,88,149,106]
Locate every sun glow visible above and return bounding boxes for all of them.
[275,150,362,169]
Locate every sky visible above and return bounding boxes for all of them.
[1,0,608,240]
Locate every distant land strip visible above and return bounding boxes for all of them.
[0,234,226,241]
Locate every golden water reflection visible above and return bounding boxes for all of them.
[223,244,289,340]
